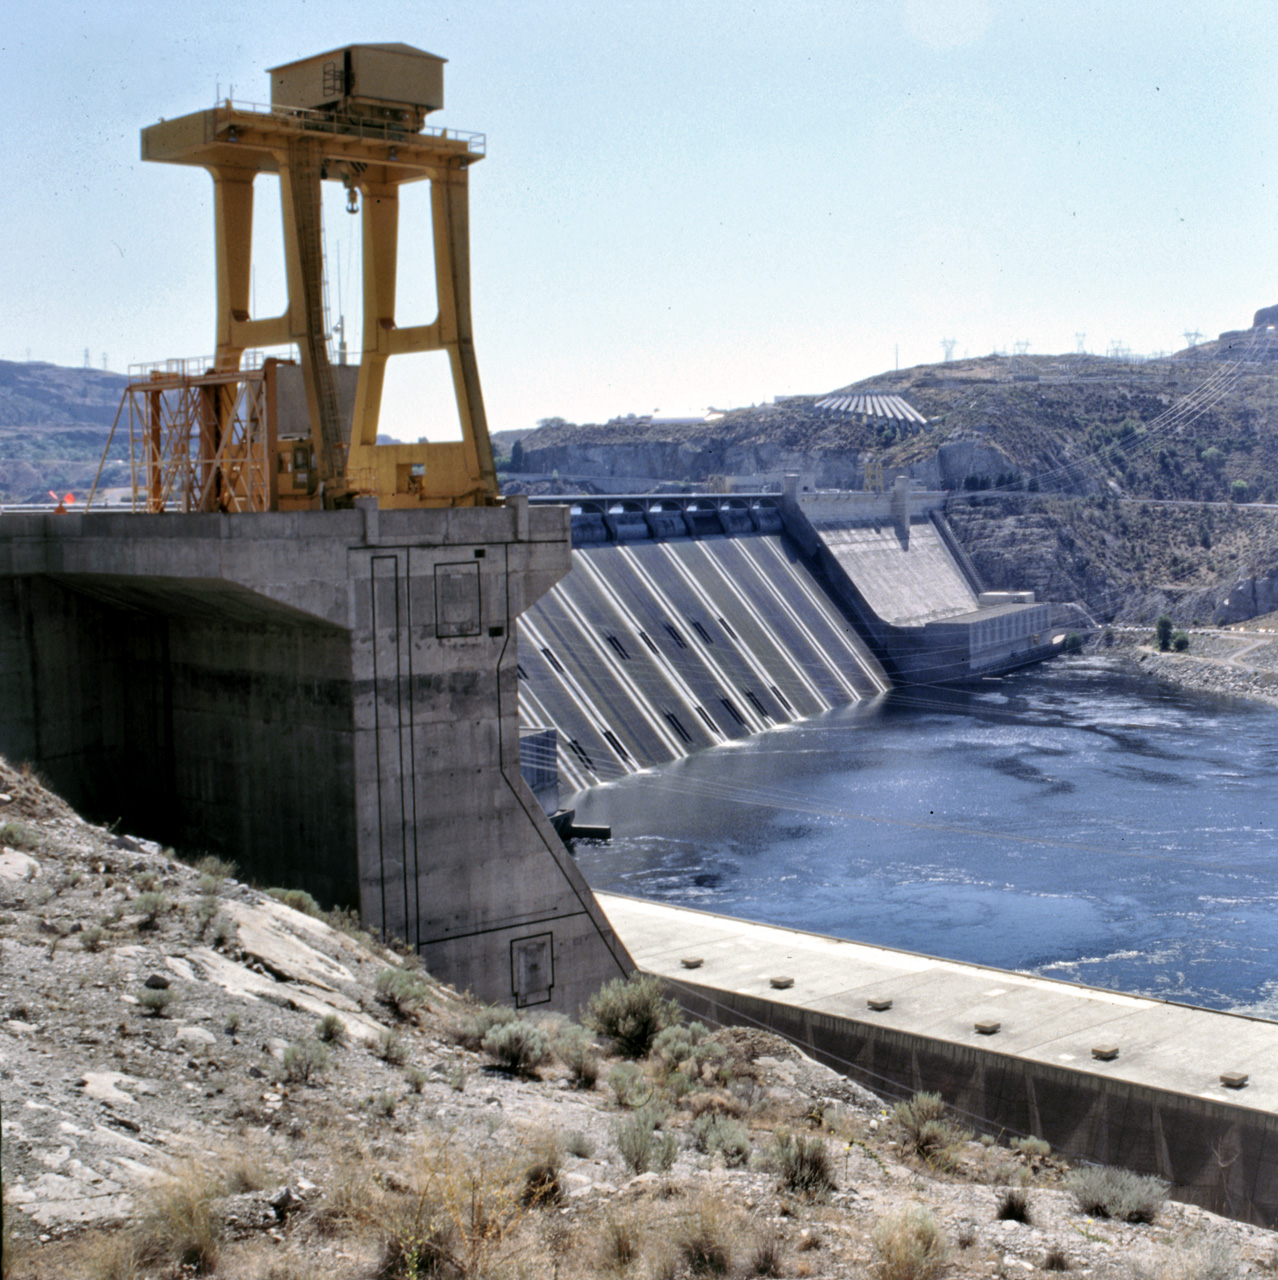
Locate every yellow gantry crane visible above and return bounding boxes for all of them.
[114,44,499,511]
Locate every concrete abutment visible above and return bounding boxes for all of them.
[0,505,631,1013]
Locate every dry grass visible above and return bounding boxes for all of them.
[138,1160,223,1274]
[599,1212,644,1271]
[869,1205,949,1280]
[673,1194,739,1275]
[1134,1239,1239,1280]
[312,1148,384,1236]
[220,1141,276,1195]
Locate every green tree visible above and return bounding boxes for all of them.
[1155,615,1174,651]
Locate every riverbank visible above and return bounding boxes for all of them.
[1107,622,1278,707]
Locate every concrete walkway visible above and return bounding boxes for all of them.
[598,892,1278,1113]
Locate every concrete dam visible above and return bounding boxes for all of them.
[516,478,1069,791]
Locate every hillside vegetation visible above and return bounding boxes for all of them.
[0,361,131,503]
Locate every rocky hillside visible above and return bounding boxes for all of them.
[4,759,1275,1278]
[512,345,1278,505]
[948,493,1278,625]
[0,362,131,504]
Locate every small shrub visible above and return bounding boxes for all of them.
[223,1010,241,1034]
[375,1029,409,1066]
[80,925,106,953]
[267,886,322,917]
[138,987,174,1018]
[1172,629,1190,652]
[771,1131,835,1197]
[1065,1164,1168,1223]
[405,1066,428,1093]
[448,1001,517,1050]
[375,968,433,1020]
[1011,1135,1051,1159]
[195,854,236,879]
[691,1113,751,1167]
[482,1019,551,1075]
[1044,1245,1071,1272]
[584,972,681,1058]
[0,820,37,850]
[140,1162,223,1274]
[608,1061,652,1109]
[132,891,168,927]
[869,1205,949,1280]
[749,1233,785,1277]
[892,1091,972,1167]
[520,1161,563,1209]
[555,1023,601,1088]
[996,1187,1031,1223]
[316,1012,347,1045]
[136,871,159,892]
[210,913,234,948]
[565,1130,594,1159]
[194,894,220,932]
[615,1106,678,1174]
[282,1040,331,1084]
[374,1090,397,1118]
[196,874,223,897]
[651,1021,710,1070]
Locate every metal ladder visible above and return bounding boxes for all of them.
[287,137,345,488]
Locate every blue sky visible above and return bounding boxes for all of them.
[5,1,1276,437]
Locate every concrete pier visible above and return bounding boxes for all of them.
[0,504,631,1011]
[601,893,1278,1226]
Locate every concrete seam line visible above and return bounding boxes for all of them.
[494,544,631,976]
[417,909,588,947]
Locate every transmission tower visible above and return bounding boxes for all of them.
[1012,340,1030,356]
[1075,333,1087,354]
[941,338,957,362]
[1183,330,1203,349]
[83,347,91,368]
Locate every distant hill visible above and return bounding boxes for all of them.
[0,361,132,503]
[510,343,1278,506]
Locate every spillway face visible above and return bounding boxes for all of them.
[787,487,1063,685]
[517,532,890,789]
[816,521,979,626]
[0,505,632,1012]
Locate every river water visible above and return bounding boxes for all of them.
[570,656,1278,1018]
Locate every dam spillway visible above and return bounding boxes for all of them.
[518,522,889,790]
[517,484,1068,790]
